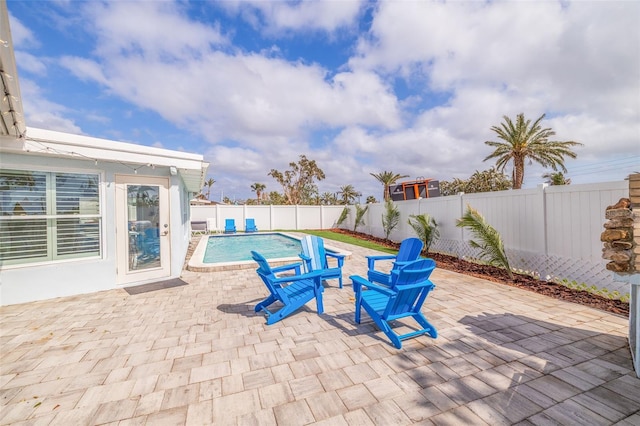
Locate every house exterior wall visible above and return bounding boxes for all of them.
[0,151,192,306]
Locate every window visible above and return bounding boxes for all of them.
[0,169,101,265]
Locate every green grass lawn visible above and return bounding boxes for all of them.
[297,229,398,254]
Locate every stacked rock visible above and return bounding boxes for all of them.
[602,197,633,273]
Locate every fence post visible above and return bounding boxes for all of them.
[539,183,549,257]
[458,193,465,258]
[269,204,274,231]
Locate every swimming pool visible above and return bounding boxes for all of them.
[204,233,302,263]
[187,232,351,272]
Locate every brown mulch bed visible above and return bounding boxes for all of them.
[332,229,630,317]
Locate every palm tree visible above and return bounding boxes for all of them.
[336,206,350,227]
[320,192,337,205]
[484,113,582,189]
[353,204,368,232]
[337,184,361,205]
[370,171,409,202]
[542,171,571,185]
[251,182,266,204]
[456,205,512,278]
[407,213,439,252]
[204,178,216,200]
[382,200,400,240]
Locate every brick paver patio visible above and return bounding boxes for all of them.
[1,237,639,425]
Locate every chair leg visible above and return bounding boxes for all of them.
[376,318,402,349]
[266,304,296,325]
[255,295,277,313]
[354,288,362,324]
[413,313,438,338]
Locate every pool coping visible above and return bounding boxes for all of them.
[186,232,352,272]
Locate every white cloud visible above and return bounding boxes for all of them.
[83,1,228,60]
[59,56,109,86]
[58,3,403,147]
[13,51,47,76]
[7,12,39,48]
[219,0,364,34]
[19,79,82,134]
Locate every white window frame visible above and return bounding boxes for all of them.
[0,168,103,267]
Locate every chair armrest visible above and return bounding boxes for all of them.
[350,275,396,296]
[391,280,436,291]
[271,262,302,275]
[326,252,345,267]
[298,253,312,272]
[366,255,396,270]
[273,270,323,285]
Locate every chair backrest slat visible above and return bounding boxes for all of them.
[384,259,436,317]
[396,238,424,263]
[301,235,327,270]
[251,251,282,296]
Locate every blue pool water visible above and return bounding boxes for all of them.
[203,233,302,263]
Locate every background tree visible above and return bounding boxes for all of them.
[542,171,571,185]
[456,205,512,278]
[250,182,266,204]
[484,113,582,189]
[320,192,338,205]
[366,195,378,204]
[440,168,512,196]
[408,213,439,252]
[382,200,400,240]
[370,171,409,202]
[338,184,361,205]
[268,155,325,205]
[353,204,368,232]
[203,177,215,200]
[266,191,286,205]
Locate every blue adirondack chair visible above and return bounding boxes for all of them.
[245,218,258,233]
[366,237,424,285]
[224,218,236,233]
[252,251,324,325]
[351,258,437,349]
[299,235,346,288]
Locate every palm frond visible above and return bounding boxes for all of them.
[382,200,400,240]
[336,206,350,226]
[456,205,512,278]
[353,204,368,232]
[408,213,440,252]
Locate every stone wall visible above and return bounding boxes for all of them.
[632,174,640,272]
[602,197,633,272]
[603,174,640,378]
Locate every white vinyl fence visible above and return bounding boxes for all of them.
[191,181,629,296]
[191,204,347,233]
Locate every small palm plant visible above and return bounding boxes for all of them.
[382,199,400,240]
[353,204,369,232]
[456,205,513,278]
[407,213,440,252]
[336,206,350,227]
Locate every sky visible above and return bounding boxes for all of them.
[7,0,640,202]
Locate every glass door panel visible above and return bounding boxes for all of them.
[127,184,161,271]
